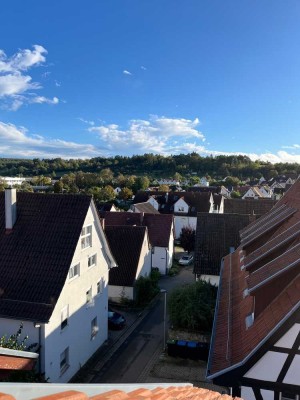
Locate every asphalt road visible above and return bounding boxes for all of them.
[92,295,165,383]
[91,264,195,383]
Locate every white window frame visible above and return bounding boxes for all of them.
[69,263,80,280]
[60,347,69,374]
[61,305,69,331]
[81,225,92,250]
[88,253,97,268]
[91,317,98,339]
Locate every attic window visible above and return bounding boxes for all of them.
[69,263,80,279]
[178,207,185,212]
[81,225,92,249]
[245,313,254,329]
[88,254,97,268]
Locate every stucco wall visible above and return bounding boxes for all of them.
[43,204,110,383]
[174,216,197,239]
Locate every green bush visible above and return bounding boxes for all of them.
[168,280,218,333]
[134,270,160,306]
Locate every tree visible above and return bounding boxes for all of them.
[158,184,170,192]
[88,185,116,203]
[53,180,64,193]
[118,187,133,200]
[168,280,218,332]
[180,226,195,253]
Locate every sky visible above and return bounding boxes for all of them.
[1,1,300,162]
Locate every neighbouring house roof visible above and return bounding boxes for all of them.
[105,225,148,287]
[0,384,241,400]
[194,213,257,276]
[224,198,276,215]
[133,191,214,216]
[0,192,94,322]
[0,347,38,380]
[104,211,174,248]
[208,179,300,381]
[132,202,160,214]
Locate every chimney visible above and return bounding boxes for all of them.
[5,188,17,230]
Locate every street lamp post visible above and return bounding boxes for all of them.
[160,289,167,351]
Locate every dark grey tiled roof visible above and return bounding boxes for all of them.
[105,225,147,286]
[0,192,91,322]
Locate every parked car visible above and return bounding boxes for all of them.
[178,254,194,266]
[108,308,126,330]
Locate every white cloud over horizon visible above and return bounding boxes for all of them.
[1,116,300,163]
[0,45,60,110]
[0,121,100,159]
[123,70,132,75]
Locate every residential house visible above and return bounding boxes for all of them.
[207,179,300,399]
[104,212,174,275]
[0,189,116,383]
[105,225,152,302]
[133,191,219,238]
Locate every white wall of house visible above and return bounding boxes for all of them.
[0,319,39,350]
[42,204,110,383]
[196,275,220,286]
[174,198,189,214]
[174,216,197,239]
[108,285,134,303]
[152,247,169,275]
[147,197,159,210]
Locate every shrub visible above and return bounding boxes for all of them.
[168,280,218,333]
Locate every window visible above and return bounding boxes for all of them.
[88,253,97,268]
[178,206,185,212]
[97,278,105,295]
[60,347,69,374]
[86,286,92,303]
[69,263,80,279]
[91,317,98,338]
[81,225,92,249]
[61,305,69,330]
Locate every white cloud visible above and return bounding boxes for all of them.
[123,70,132,75]
[78,117,95,126]
[0,45,59,110]
[141,66,147,70]
[0,121,101,158]
[89,115,205,154]
[282,144,300,150]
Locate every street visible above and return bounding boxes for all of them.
[91,264,195,383]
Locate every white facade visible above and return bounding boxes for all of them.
[240,323,300,399]
[1,177,30,186]
[151,230,174,275]
[174,216,197,239]
[0,202,113,383]
[147,196,159,210]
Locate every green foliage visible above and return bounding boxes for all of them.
[168,263,179,276]
[0,323,37,351]
[180,226,196,253]
[134,270,160,307]
[168,281,218,333]
[1,154,300,185]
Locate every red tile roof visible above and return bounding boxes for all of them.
[104,212,174,248]
[0,192,92,322]
[208,178,300,379]
[0,386,241,400]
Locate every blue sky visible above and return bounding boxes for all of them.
[1,1,300,162]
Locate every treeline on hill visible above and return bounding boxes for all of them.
[0,153,300,181]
